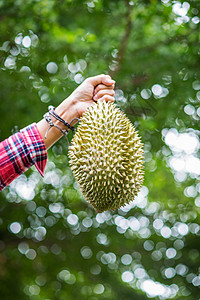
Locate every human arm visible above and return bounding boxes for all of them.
[0,124,47,191]
[0,74,115,190]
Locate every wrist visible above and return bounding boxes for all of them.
[55,96,80,127]
[37,97,80,150]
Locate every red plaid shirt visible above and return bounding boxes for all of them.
[0,123,47,191]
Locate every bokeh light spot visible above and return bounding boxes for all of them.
[80,246,93,259]
[94,284,104,294]
[121,254,132,265]
[22,36,31,48]
[46,62,58,74]
[10,222,21,234]
[121,271,134,283]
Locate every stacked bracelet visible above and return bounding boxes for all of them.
[48,106,76,132]
[43,105,79,142]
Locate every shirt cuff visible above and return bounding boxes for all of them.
[20,123,47,176]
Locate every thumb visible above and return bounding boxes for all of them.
[88,74,115,87]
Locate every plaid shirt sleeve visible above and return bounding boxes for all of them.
[0,123,47,191]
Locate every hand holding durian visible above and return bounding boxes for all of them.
[38,73,144,212]
[37,74,115,149]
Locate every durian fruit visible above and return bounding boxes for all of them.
[68,101,144,212]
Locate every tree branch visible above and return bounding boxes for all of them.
[110,0,132,76]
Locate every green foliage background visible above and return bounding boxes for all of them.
[0,0,200,299]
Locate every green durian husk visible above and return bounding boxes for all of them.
[68,101,144,212]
